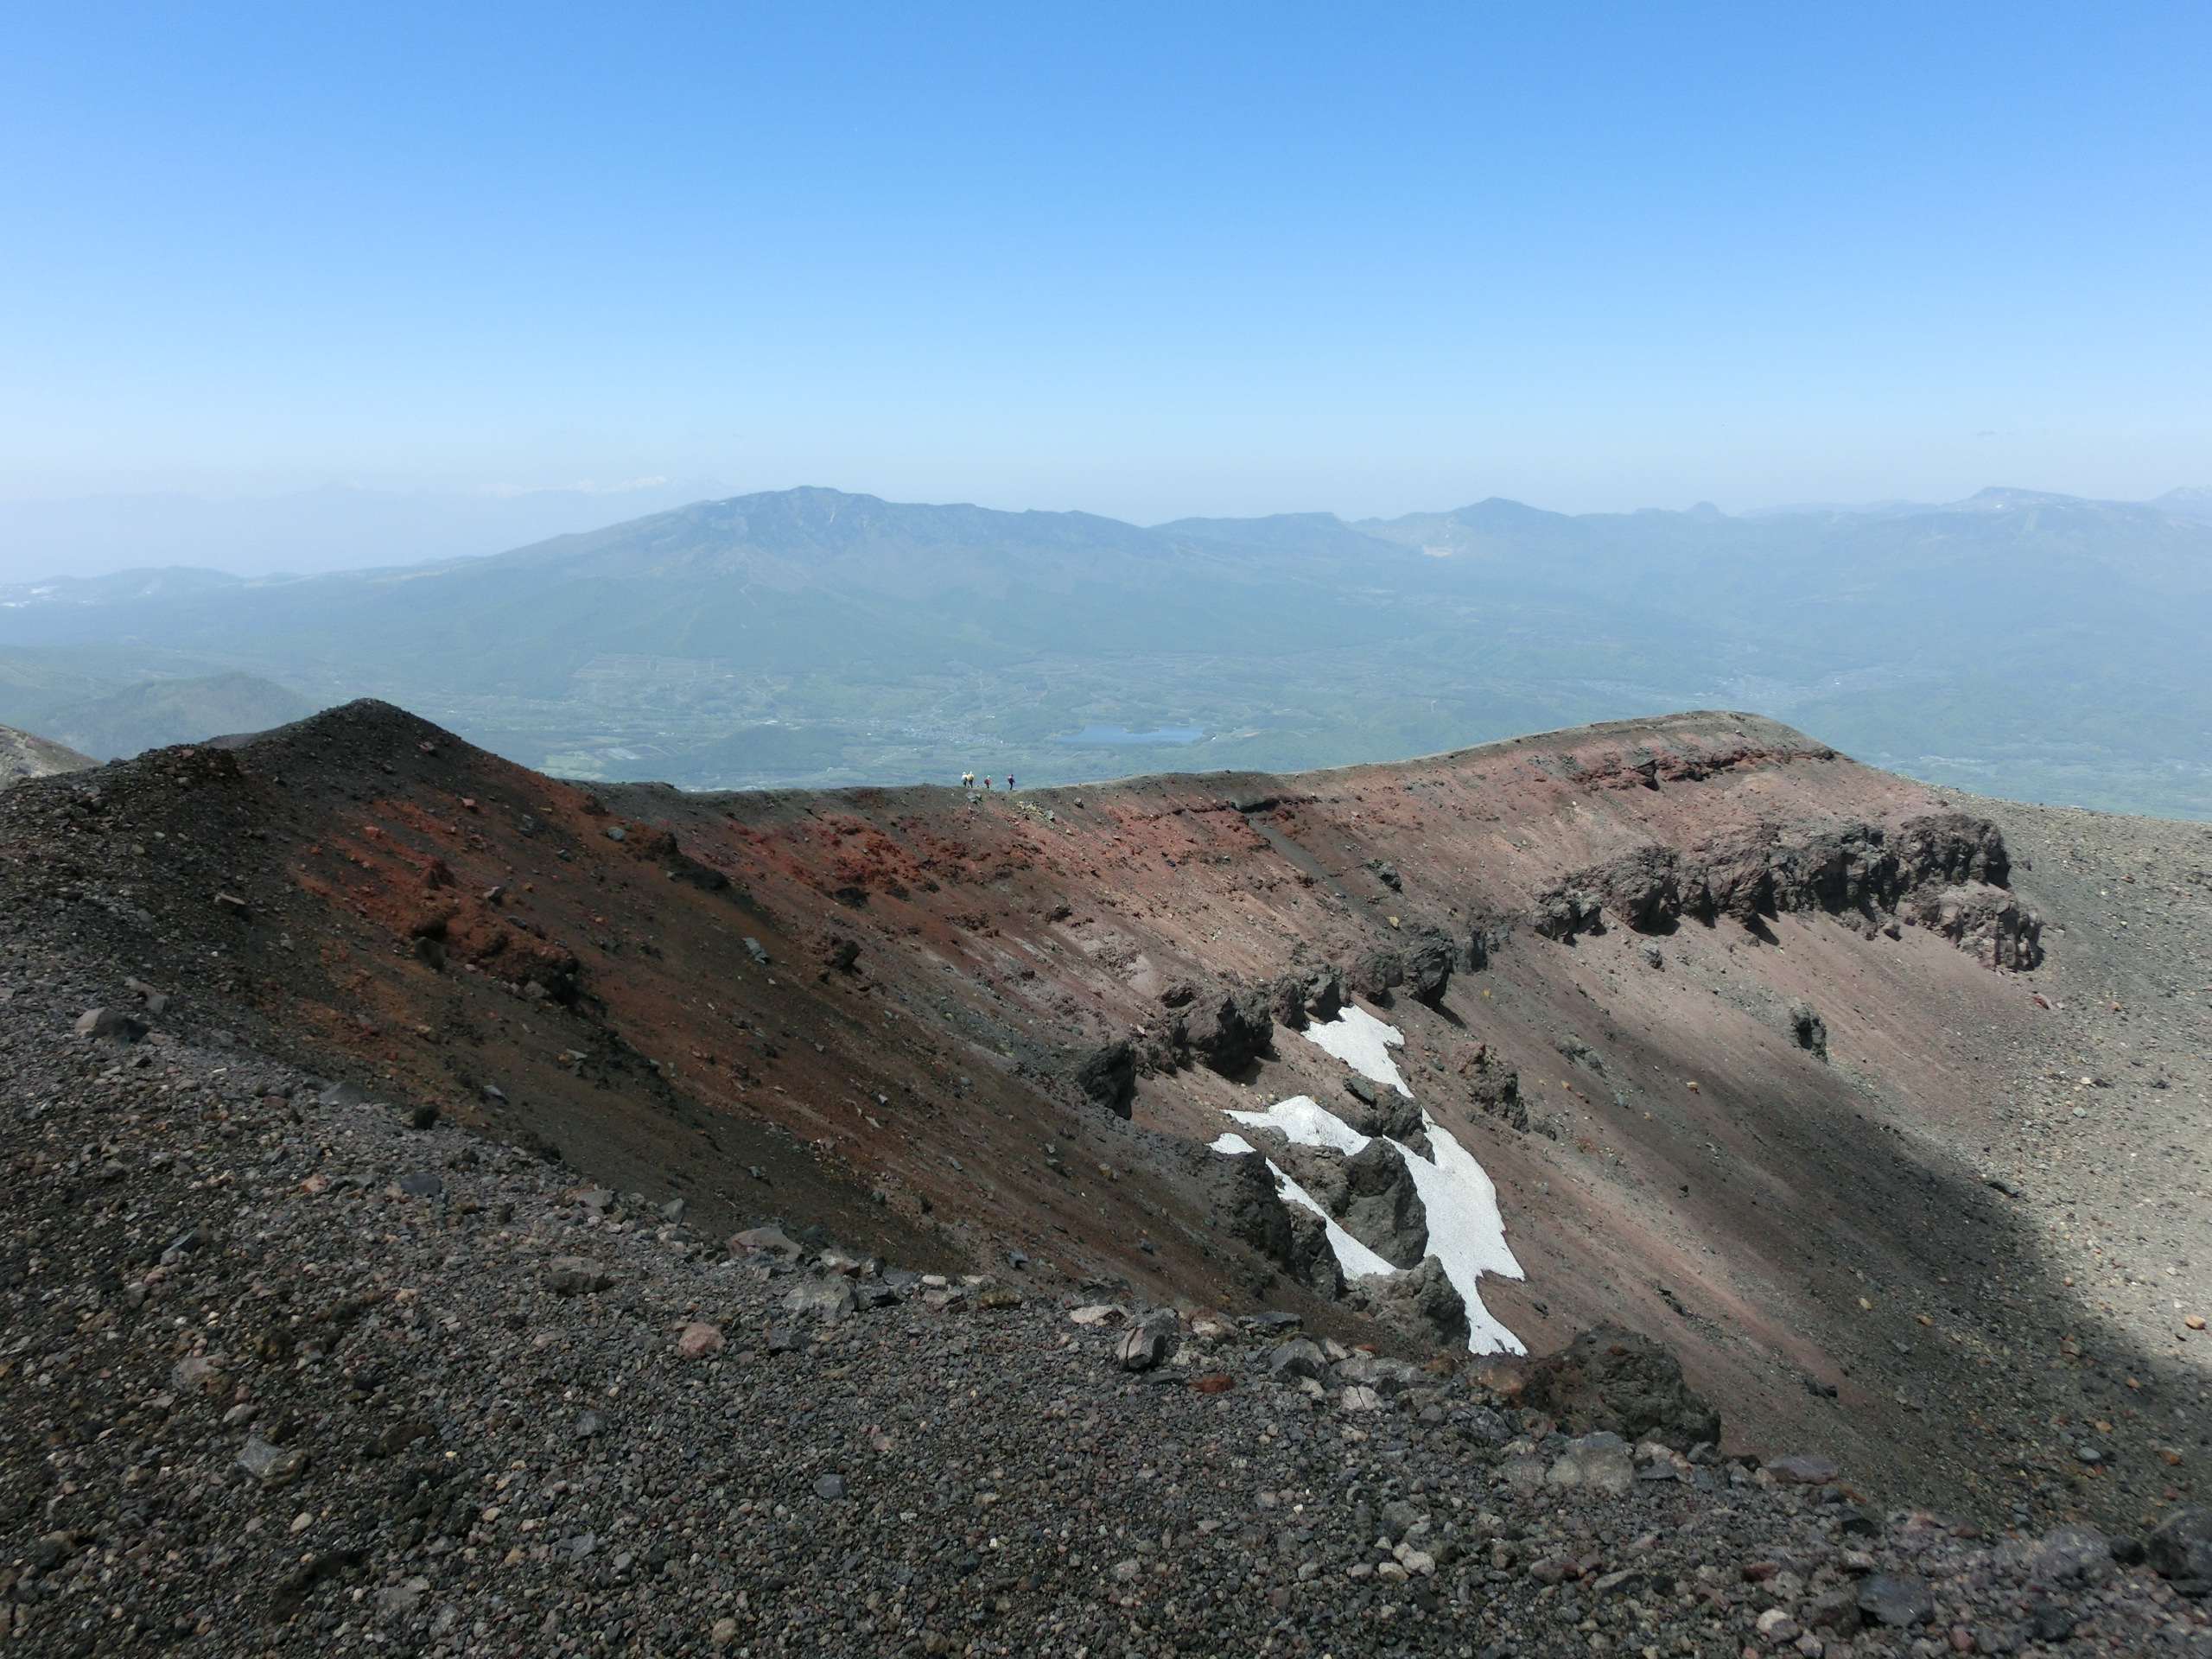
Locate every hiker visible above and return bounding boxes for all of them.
[961,771,974,788]
[982,775,992,791]
[1006,775,1015,790]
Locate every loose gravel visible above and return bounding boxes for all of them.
[6,938,2212,1658]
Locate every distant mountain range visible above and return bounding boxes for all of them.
[1737,486,2212,523]
[0,483,2207,817]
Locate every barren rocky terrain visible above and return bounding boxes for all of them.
[3,702,2210,1657]
[0,721,94,789]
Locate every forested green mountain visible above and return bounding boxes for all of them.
[1,484,2206,815]
[36,672,319,761]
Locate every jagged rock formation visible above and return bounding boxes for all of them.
[1265,960,1344,1029]
[1537,810,2038,965]
[1338,1073,1427,1147]
[1265,1136,1432,1271]
[1173,982,1275,1075]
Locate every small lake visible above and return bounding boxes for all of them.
[1059,724,1205,745]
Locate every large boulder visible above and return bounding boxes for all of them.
[1072,1039,1138,1116]
[1514,1325,1720,1450]
[1346,945,1406,1000]
[74,1007,149,1046]
[784,1274,857,1322]
[1348,936,1452,1004]
[1402,934,1455,1004]
[1179,986,1275,1075]
[1340,1075,1427,1147]
[1268,963,1344,1030]
[2146,1507,2212,1582]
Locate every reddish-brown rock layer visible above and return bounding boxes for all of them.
[0,702,2122,1516]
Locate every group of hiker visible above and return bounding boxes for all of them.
[960,771,1014,791]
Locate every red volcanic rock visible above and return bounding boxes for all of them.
[0,699,2082,1513]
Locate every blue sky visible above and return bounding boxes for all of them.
[3,3,2209,523]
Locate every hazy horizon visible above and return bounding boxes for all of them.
[4,476,2209,587]
[5,7,2209,534]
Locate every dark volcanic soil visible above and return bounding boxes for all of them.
[3,701,2210,1658]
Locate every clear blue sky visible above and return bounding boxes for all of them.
[4,2,2208,521]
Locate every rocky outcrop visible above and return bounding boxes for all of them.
[1176,984,1275,1075]
[1205,1147,1292,1264]
[1454,1043,1527,1130]
[1340,1074,1428,1148]
[1266,962,1344,1032]
[1345,1255,1468,1349]
[1480,1325,1723,1451]
[1903,883,2044,969]
[1269,1140,1345,1212]
[1538,810,2034,970]
[1788,1000,1828,1059]
[1894,811,2011,890]
[1339,1139,1429,1268]
[1268,1135,1429,1269]
[1190,1142,1357,1299]
[1583,843,1681,931]
[1531,884,1605,941]
[1281,1207,1344,1298]
[1198,1144,1361,1300]
[1141,976,1277,1072]
[1072,1039,1138,1116]
[624,826,736,893]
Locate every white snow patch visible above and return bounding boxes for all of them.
[1208,1089,1527,1355]
[1267,1162,1396,1281]
[1396,1116,1525,1355]
[1299,1005,1412,1096]
[1224,1095,1370,1155]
